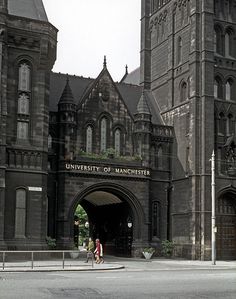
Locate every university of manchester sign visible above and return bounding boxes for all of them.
[65,163,150,177]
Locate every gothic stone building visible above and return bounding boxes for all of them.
[0,0,236,260]
[142,0,236,260]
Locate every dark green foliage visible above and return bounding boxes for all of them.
[161,240,175,257]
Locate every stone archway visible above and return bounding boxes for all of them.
[68,183,145,256]
[216,189,236,260]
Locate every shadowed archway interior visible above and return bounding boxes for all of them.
[216,192,236,260]
[74,190,133,256]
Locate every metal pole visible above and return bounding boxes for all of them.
[211,150,216,265]
[31,251,34,269]
[3,252,5,270]
[62,251,65,269]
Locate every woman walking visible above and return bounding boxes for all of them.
[94,238,104,264]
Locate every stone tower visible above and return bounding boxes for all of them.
[0,0,8,248]
[134,90,152,167]
[142,0,236,259]
[0,0,57,249]
[58,78,77,161]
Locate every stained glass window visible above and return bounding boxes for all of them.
[100,118,107,152]
[86,126,93,153]
[114,129,121,156]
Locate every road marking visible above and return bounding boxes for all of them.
[96,276,133,279]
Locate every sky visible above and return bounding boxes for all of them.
[43,0,141,82]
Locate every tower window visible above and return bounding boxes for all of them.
[151,145,156,168]
[227,0,233,20]
[48,134,52,149]
[180,81,187,102]
[177,37,182,64]
[17,122,29,140]
[18,63,31,91]
[18,93,29,114]
[218,112,226,135]
[157,145,163,169]
[226,79,233,101]
[214,77,223,99]
[214,25,223,55]
[226,114,234,136]
[225,29,234,57]
[17,61,31,142]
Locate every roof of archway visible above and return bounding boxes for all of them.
[49,71,163,125]
[85,191,122,206]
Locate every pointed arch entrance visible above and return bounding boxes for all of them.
[69,183,144,256]
[216,189,236,260]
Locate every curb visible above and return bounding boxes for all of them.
[0,264,125,273]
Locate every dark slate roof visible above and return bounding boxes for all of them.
[136,90,151,115]
[122,67,140,85]
[49,72,163,125]
[8,0,48,22]
[144,90,164,125]
[59,77,75,104]
[49,72,93,112]
[115,82,142,117]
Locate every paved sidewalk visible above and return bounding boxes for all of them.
[0,258,124,272]
[1,254,236,272]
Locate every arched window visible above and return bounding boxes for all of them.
[157,146,163,169]
[213,30,217,53]
[114,129,121,156]
[225,29,234,57]
[100,118,107,152]
[181,5,185,25]
[227,0,233,20]
[151,0,157,12]
[177,37,182,64]
[18,93,29,114]
[48,134,52,149]
[217,147,222,174]
[226,79,233,101]
[225,32,230,57]
[214,26,223,55]
[187,0,190,22]
[218,112,226,135]
[220,0,225,17]
[15,188,26,238]
[226,114,234,136]
[214,77,223,99]
[150,146,156,168]
[161,21,165,37]
[17,61,31,142]
[152,201,161,239]
[186,146,190,174]
[214,0,218,16]
[180,81,187,102]
[18,63,31,91]
[86,126,93,153]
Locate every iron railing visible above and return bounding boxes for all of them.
[0,250,94,271]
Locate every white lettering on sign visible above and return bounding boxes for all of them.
[65,163,150,177]
[28,187,42,192]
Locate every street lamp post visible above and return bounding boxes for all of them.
[211,150,216,265]
[85,221,89,239]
